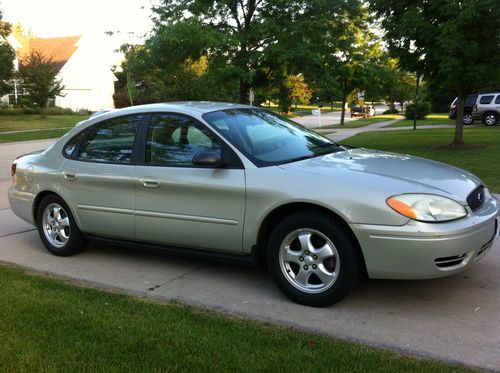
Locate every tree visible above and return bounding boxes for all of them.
[143,0,354,103]
[17,51,64,116]
[0,11,15,97]
[370,0,500,145]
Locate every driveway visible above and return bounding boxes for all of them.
[1,139,499,371]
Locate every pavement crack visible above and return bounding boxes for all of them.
[146,263,206,292]
[0,228,37,238]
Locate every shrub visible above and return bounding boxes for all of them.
[0,105,78,115]
[405,101,432,120]
[383,106,399,114]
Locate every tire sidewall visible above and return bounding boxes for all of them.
[36,195,85,256]
[267,211,360,307]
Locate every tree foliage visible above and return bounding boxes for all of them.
[136,0,361,104]
[370,0,500,145]
[17,51,64,116]
[0,11,15,96]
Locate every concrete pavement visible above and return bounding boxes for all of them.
[1,140,500,371]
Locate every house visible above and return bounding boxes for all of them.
[2,32,116,112]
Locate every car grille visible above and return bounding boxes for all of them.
[434,254,468,268]
[466,185,485,211]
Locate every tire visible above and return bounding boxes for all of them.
[483,112,498,126]
[462,113,473,125]
[266,211,360,307]
[36,194,86,256]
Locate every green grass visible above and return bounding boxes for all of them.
[320,114,402,129]
[342,126,500,192]
[0,114,88,132]
[0,264,469,372]
[383,113,455,128]
[0,128,70,143]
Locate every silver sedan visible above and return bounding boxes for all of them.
[8,102,499,306]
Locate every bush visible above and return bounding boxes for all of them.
[383,106,399,114]
[405,101,432,120]
[0,105,78,115]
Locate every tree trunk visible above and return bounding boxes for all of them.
[238,79,250,104]
[453,93,466,145]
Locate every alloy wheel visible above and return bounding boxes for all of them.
[42,203,70,248]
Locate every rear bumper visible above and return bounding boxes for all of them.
[351,198,499,279]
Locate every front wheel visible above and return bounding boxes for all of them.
[37,195,86,256]
[267,211,360,307]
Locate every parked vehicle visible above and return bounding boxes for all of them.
[449,95,476,125]
[9,102,499,307]
[350,106,374,118]
[472,92,500,126]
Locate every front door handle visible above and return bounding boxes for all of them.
[63,172,77,181]
[140,178,160,188]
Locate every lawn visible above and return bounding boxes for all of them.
[320,114,402,129]
[0,114,88,132]
[342,126,500,192]
[0,114,87,143]
[383,113,455,128]
[0,264,470,372]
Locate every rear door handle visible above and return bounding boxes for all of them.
[63,172,77,181]
[140,178,160,188]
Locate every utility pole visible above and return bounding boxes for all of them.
[413,74,420,130]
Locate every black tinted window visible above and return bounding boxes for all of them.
[495,95,500,104]
[465,94,478,105]
[479,95,494,104]
[77,115,142,164]
[146,114,221,166]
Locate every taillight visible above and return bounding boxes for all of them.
[11,162,16,176]
[473,104,478,112]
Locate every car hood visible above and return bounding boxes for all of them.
[279,148,481,202]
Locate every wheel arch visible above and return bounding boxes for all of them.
[255,202,368,276]
[32,190,82,229]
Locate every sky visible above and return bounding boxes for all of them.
[0,0,154,42]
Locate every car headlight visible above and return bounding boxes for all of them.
[386,194,467,222]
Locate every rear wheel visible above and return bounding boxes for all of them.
[267,211,360,307]
[462,113,473,125]
[37,195,86,256]
[484,112,498,126]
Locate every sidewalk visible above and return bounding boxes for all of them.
[318,116,405,142]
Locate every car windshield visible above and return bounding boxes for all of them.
[203,108,344,167]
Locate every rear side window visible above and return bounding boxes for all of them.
[479,95,494,104]
[77,115,142,164]
[63,130,88,158]
[465,94,478,105]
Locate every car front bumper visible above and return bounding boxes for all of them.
[350,197,499,279]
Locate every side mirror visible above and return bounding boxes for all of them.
[192,150,222,167]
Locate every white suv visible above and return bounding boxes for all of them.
[472,92,500,126]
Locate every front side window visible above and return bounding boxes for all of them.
[77,115,142,164]
[203,108,344,167]
[495,95,500,104]
[146,114,221,166]
[479,95,494,104]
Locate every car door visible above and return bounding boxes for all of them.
[61,114,144,240]
[134,113,246,253]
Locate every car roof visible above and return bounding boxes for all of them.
[109,102,252,116]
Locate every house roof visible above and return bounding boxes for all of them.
[26,35,81,72]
